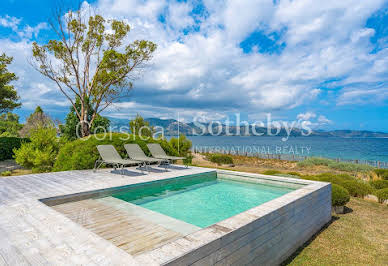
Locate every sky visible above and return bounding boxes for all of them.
[0,0,388,131]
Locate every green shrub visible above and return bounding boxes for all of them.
[0,137,30,161]
[274,173,300,178]
[183,154,194,165]
[374,169,388,180]
[316,173,356,185]
[315,173,351,186]
[262,170,281,175]
[327,161,374,172]
[375,188,388,203]
[169,134,193,165]
[369,180,388,190]
[341,180,373,198]
[311,173,371,198]
[287,171,302,177]
[169,134,192,156]
[14,127,60,173]
[1,171,11,176]
[54,133,178,171]
[299,175,321,181]
[297,157,332,167]
[206,154,233,165]
[331,184,350,206]
[298,157,374,172]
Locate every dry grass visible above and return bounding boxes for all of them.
[191,153,373,178]
[285,198,388,265]
[1,169,33,177]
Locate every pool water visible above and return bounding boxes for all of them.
[113,176,295,228]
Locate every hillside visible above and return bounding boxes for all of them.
[108,117,388,137]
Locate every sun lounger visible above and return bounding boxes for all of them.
[124,144,166,171]
[146,143,187,167]
[94,145,143,174]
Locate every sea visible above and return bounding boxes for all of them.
[186,136,388,162]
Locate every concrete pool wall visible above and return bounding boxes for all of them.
[143,170,332,265]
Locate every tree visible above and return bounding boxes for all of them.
[0,53,21,113]
[129,114,153,137]
[0,112,22,137]
[169,134,192,156]
[60,96,110,140]
[19,106,54,137]
[31,7,156,137]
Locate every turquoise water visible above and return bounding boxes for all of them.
[114,178,294,228]
[188,136,388,162]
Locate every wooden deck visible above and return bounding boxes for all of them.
[0,166,211,265]
[52,198,183,256]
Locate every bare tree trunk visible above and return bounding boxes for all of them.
[81,120,90,137]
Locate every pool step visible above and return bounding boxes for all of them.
[51,198,184,256]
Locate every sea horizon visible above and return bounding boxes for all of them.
[184,135,388,163]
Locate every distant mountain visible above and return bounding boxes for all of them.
[108,117,130,130]
[107,117,388,138]
[312,130,388,138]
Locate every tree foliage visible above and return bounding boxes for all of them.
[0,112,22,137]
[14,127,60,173]
[0,137,30,161]
[169,134,192,156]
[31,8,156,137]
[19,106,54,137]
[60,96,110,140]
[129,114,153,137]
[0,53,20,113]
[54,133,178,171]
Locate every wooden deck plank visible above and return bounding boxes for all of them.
[51,197,185,256]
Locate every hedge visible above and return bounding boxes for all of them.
[262,170,281,175]
[297,157,374,172]
[374,169,388,180]
[303,173,372,199]
[369,180,388,190]
[0,137,30,161]
[341,180,373,198]
[315,173,356,186]
[331,184,350,206]
[206,154,234,165]
[375,188,388,204]
[53,133,178,171]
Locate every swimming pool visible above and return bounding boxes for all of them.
[42,168,331,265]
[113,173,296,227]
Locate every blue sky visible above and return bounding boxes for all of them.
[1,0,388,131]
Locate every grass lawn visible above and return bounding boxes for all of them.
[285,198,388,265]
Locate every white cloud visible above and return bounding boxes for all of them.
[167,1,195,30]
[1,0,388,123]
[0,15,48,39]
[18,22,48,39]
[297,112,316,120]
[295,112,332,129]
[337,86,388,105]
[317,115,332,124]
[0,15,21,31]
